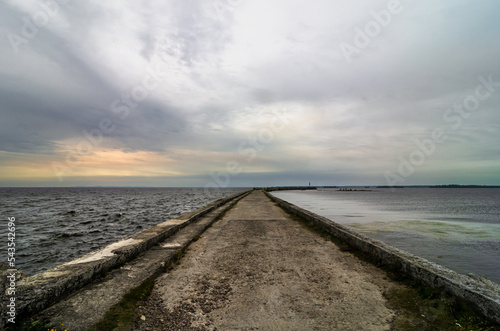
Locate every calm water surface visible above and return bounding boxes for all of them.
[0,187,246,275]
[273,188,500,284]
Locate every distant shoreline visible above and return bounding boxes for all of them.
[376,185,500,188]
[1,184,500,189]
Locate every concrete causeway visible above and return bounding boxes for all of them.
[133,190,406,330]
[6,189,500,330]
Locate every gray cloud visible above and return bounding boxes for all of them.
[1,0,500,186]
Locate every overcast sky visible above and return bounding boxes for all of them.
[1,0,499,187]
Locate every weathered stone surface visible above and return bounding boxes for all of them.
[266,191,500,325]
[136,190,399,330]
[0,190,250,329]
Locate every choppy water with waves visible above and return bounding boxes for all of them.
[0,187,246,275]
[272,188,500,284]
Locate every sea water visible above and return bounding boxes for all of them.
[0,187,246,275]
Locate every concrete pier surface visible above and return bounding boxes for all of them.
[16,189,499,330]
[135,190,402,330]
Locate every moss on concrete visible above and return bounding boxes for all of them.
[86,278,155,331]
[385,285,497,331]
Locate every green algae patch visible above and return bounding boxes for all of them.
[86,278,155,331]
[347,220,500,241]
